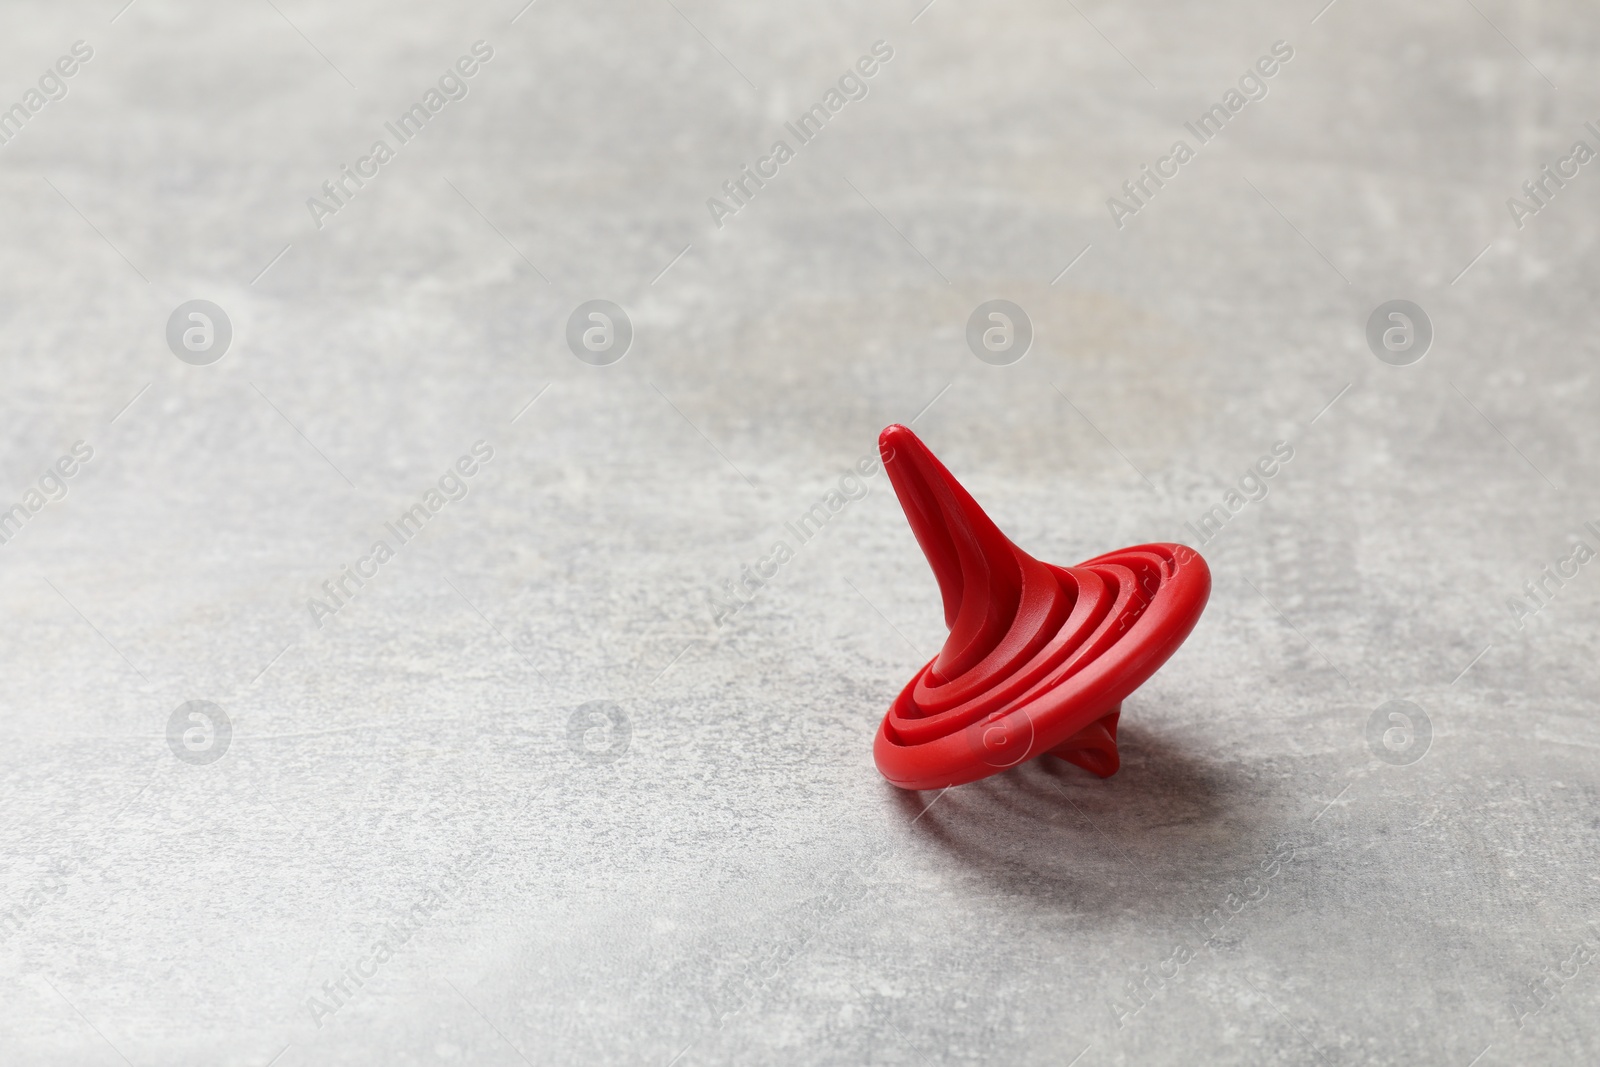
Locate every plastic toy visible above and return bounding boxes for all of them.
[872,424,1210,790]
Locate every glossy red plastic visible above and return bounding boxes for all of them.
[872,424,1210,790]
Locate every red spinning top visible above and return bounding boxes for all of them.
[873,424,1210,790]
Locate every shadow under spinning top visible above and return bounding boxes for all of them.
[873,424,1211,790]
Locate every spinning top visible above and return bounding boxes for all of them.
[873,425,1210,790]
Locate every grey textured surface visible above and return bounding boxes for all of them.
[2,0,1598,1064]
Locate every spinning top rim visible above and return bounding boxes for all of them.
[873,542,1210,790]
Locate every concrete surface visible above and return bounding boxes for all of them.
[1,0,1598,1064]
